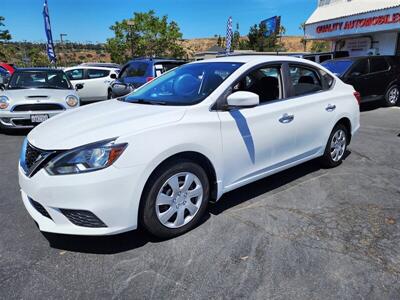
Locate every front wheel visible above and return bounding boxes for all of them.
[384,85,399,107]
[320,124,348,168]
[140,160,209,238]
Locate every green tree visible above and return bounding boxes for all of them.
[247,23,279,52]
[311,40,330,53]
[217,35,222,47]
[0,16,11,41]
[106,10,185,64]
[232,23,240,50]
[299,22,307,52]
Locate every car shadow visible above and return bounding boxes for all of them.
[209,151,350,215]
[42,214,211,254]
[360,102,383,112]
[42,151,351,254]
[0,128,31,136]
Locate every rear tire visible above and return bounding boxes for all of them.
[383,85,399,107]
[107,89,113,100]
[319,124,348,168]
[140,159,209,239]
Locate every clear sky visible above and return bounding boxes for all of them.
[2,0,316,43]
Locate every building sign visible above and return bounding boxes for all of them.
[260,16,281,37]
[306,6,400,39]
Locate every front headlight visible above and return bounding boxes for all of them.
[45,139,127,175]
[0,95,10,109]
[66,95,79,107]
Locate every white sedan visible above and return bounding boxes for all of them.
[19,56,360,238]
[64,66,119,102]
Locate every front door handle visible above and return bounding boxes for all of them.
[326,104,336,112]
[279,113,294,124]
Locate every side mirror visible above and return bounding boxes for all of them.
[227,91,259,108]
[75,83,84,90]
[110,73,117,79]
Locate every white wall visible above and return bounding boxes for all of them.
[334,31,398,56]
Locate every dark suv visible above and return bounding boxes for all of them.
[111,58,186,97]
[322,56,400,106]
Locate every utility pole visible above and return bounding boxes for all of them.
[127,20,135,58]
[59,33,67,66]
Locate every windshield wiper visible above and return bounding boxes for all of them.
[131,99,167,105]
[36,86,64,89]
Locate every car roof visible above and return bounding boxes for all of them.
[126,58,186,64]
[191,55,318,65]
[328,55,396,62]
[64,66,119,71]
[14,68,64,72]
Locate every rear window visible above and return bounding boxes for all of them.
[322,60,353,76]
[319,54,332,63]
[120,62,149,78]
[369,57,389,73]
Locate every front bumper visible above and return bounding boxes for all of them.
[0,111,63,129]
[19,163,145,235]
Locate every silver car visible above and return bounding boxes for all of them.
[0,68,81,129]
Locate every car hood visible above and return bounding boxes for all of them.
[28,99,187,150]
[3,88,76,103]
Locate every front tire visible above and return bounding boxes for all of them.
[384,85,399,107]
[320,124,348,168]
[140,159,209,239]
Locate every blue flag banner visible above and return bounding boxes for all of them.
[43,0,57,64]
[225,16,233,54]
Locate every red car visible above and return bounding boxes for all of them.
[0,63,15,75]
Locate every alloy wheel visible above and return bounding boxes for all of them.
[388,87,399,104]
[155,172,203,229]
[330,129,346,162]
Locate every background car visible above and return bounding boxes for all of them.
[300,51,349,64]
[0,62,15,75]
[0,67,10,85]
[0,68,80,129]
[65,65,119,102]
[19,56,360,239]
[322,56,400,106]
[111,58,186,98]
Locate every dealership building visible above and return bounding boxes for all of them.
[305,0,400,57]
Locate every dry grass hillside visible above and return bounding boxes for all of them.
[181,36,327,56]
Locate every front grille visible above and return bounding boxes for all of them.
[12,119,35,127]
[29,197,52,220]
[12,104,64,112]
[21,143,55,177]
[60,209,107,228]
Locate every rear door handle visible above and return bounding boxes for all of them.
[279,113,294,124]
[326,104,336,112]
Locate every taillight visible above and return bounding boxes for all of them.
[146,76,154,82]
[353,91,361,105]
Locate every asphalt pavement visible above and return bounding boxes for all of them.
[0,104,399,299]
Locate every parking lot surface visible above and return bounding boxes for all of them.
[0,105,399,299]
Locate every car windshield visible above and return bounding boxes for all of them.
[322,60,353,76]
[124,62,243,106]
[7,70,72,90]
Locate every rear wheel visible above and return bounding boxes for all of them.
[384,85,399,107]
[320,124,348,168]
[107,89,113,100]
[140,159,209,238]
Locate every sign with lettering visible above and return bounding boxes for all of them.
[306,7,400,39]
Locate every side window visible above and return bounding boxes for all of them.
[320,69,334,88]
[233,66,282,104]
[289,65,323,96]
[350,59,368,76]
[154,63,183,77]
[87,69,110,79]
[369,57,390,73]
[65,69,84,80]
